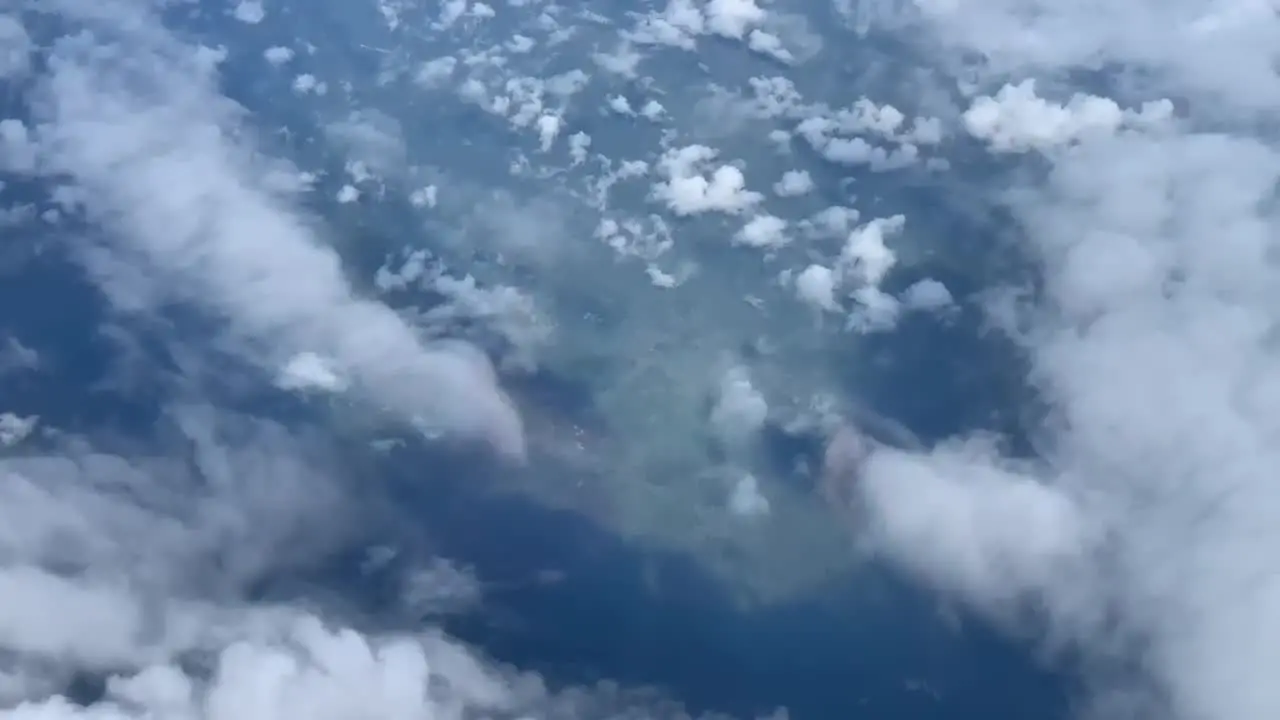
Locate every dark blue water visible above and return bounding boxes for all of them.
[362,440,1074,720]
[0,210,1076,720]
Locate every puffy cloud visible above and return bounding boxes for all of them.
[0,413,642,720]
[963,80,1172,153]
[772,170,813,197]
[851,3,1280,719]
[1,611,526,720]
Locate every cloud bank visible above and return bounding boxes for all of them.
[850,2,1280,719]
[0,4,550,715]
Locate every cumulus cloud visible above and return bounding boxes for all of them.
[2,609,531,720]
[0,406,649,720]
[652,145,763,216]
[849,3,1280,719]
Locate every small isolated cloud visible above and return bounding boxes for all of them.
[710,365,769,450]
[728,473,770,518]
[276,352,347,393]
[899,278,953,312]
[0,413,37,446]
[0,404,652,720]
[231,0,265,25]
[772,169,813,197]
[794,264,838,312]
[0,406,365,671]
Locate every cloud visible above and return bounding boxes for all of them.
[13,1,525,460]
[1,608,530,720]
[0,400,377,700]
[913,0,1280,109]
[847,3,1280,719]
[0,409,634,720]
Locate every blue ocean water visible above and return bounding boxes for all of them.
[384,448,1074,720]
[0,1,1082,717]
[0,243,1071,718]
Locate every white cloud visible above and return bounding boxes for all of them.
[794,264,838,311]
[849,3,1280,720]
[963,80,1174,153]
[19,9,524,460]
[1,610,525,720]
[640,99,665,119]
[734,214,789,248]
[710,365,769,449]
[414,56,457,88]
[624,0,809,64]
[900,278,953,311]
[232,0,265,24]
[291,73,326,95]
[728,474,771,517]
[327,110,406,178]
[276,352,347,393]
[0,443,626,720]
[408,184,438,208]
[839,215,903,286]
[398,557,484,617]
[0,412,366,676]
[801,205,861,239]
[0,390,553,718]
[652,145,763,216]
[914,0,1280,109]
[706,0,766,39]
[747,29,794,64]
[626,0,705,49]
[831,214,906,329]
[772,169,813,196]
[418,273,552,371]
[0,14,32,80]
[859,446,1094,623]
[0,413,36,445]
[606,95,634,115]
[262,46,293,65]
